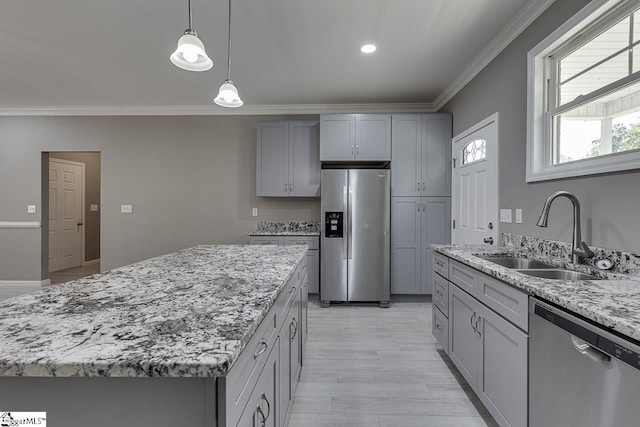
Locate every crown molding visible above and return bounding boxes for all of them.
[433,0,557,111]
[0,102,437,116]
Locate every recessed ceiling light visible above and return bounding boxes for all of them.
[359,44,377,54]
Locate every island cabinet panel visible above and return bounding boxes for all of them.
[0,377,218,427]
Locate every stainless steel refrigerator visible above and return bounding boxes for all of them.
[320,169,390,307]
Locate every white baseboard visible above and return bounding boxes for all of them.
[0,279,43,300]
[82,259,100,267]
[0,280,45,300]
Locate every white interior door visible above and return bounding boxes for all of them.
[49,158,83,272]
[452,114,498,245]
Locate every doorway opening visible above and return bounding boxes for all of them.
[43,152,101,285]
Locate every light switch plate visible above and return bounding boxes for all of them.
[252,208,258,217]
[27,205,37,214]
[90,204,99,212]
[121,204,133,214]
[500,209,512,223]
[515,209,523,224]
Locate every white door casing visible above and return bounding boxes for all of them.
[49,158,84,272]
[452,113,498,245]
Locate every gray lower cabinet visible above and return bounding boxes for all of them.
[391,197,450,294]
[256,121,320,197]
[442,256,528,427]
[249,236,320,294]
[222,257,308,427]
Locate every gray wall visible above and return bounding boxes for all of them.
[0,116,320,281]
[49,152,101,262]
[440,0,640,254]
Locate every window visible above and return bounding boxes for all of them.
[527,0,640,181]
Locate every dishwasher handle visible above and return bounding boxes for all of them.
[571,335,612,365]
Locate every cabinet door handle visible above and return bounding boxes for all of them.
[351,145,354,155]
[470,312,477,332]
[289,183,293,192]
[417,182,420,192]
[253,340,268,359]
[284,183,288,192]
[417,203,420,212]
[423,202,426,212]
[435,289,443,297]
[422,181,425,192]
[475,316,482,337]
[290,319,298,341]
[436,322,442,332]
[256,393,271,427]
[356,145,360,155]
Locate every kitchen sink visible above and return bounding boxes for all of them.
[480,256,556,269]
[515,269,601,281]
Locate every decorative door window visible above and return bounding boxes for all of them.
[462,138,487,165]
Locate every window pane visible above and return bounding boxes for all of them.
[635,11,640,42]
[462,139,486,164]
[559,50,629,105]
[553,80,640,164]
[560,17,630,85]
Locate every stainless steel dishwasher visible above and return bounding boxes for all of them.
[530,298,640,426]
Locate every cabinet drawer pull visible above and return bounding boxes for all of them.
[253,340,268,359]
[436,289,443,297]
[289,286,297,294]
[435,260,444,268]
[436,322,442,332]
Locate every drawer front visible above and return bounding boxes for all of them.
[432,306,448,354]
[249,236,284,245]
[477,273,528,331]
[433,253,449,279]
[433,274,449,317]
[284,236,319,250]
[449,260,478,296]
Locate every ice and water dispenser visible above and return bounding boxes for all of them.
[324,212,343,238]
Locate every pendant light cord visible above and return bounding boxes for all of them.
[227,0,232,80]
[187,0,193,30]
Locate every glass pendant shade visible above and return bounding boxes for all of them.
[214,79,243,107]
[170,30,213,72]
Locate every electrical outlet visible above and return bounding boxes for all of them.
[252,208,258,217]
[515,209,523,224]
[121,204,133,214]
[500,209,512,223]
[27,205,37,214]
[90,204,99,212]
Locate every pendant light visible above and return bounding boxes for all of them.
[214,0,243,107]
[170,0,213,72]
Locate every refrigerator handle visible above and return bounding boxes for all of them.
[348,186,353,260]
[343,186,348,260]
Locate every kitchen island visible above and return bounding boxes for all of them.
[0,245,308,427]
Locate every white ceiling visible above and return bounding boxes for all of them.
[0,0,550,114]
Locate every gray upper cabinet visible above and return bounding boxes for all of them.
[320,114,391,161]
[256,121,320,197]
[391,114,452,197]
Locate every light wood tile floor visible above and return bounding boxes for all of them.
[290,301,498,427]
[48,263,101,285]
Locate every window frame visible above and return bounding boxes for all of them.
[527,0,640,182]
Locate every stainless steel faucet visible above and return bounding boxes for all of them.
[536,191,594,264]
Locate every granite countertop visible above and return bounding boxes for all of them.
[434,245,640,342]
[249,230,320,236]
[0,245,307,378]
[249,221,320,236]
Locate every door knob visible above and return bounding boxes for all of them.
[483,237,494,245]
[77,222,83,231]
